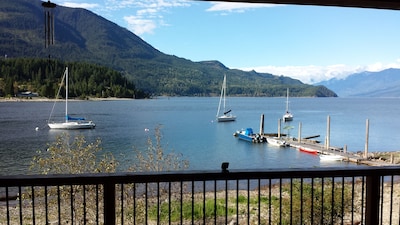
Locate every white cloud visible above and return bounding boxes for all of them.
[122,1,277,35]
[239,59,400,84]
[119,0,190,35]
[124,16,157,35]
[206,2,280,13]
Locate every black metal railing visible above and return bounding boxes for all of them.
[1,166,400,225]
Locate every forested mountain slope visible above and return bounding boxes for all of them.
[0,0,337,97]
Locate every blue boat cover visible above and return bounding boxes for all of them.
[66,115,85,121]
[245,128,253,135]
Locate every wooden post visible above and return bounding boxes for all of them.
[278,119,281,138]
[298,122,302,143]
[326,115,330,150]
[365,174,380,225]
[364,119,369,159]
[260,114,264,135]
[104,182,115,225]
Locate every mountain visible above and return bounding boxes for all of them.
[0,0,337,97]
[316,68,400,97]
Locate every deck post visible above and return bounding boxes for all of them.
[104,182,116,225]
[364,119,369,159]
[365,173,380,225]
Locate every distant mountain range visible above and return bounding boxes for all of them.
[316,68,400,97]
[0,0,338,97]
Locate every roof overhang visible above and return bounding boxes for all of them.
[199,0,400,10]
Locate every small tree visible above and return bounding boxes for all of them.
[127,125,190,223]
[31,132,117,174]
[28,133,118,224]
[128,125,189,172]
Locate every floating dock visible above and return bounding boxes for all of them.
[249,114,399,167]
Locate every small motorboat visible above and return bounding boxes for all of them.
[299,147,319,154]
[266,137,288,147]
[319,154,344,161]
[233,128,264,143]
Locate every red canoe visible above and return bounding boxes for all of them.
[299,147,319,154]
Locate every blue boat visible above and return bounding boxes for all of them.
[233,128,265,143]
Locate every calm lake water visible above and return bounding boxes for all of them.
[1,97,399,175]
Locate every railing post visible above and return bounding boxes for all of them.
[365,174,380,225]
[104,182,115,225]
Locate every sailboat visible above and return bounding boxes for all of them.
[216,74,236,122]
[283,88,293,122]
[48,67,96,129]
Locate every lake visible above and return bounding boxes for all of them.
[1,97,399,175]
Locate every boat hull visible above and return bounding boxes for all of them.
[266,137,287,147]
[319,154,344,161]
[234,128,265,143]
[217,115,236,122]
[283,113,293,122]
[299,147,319,154]
[237,133,254,142]
[48,121,96,129]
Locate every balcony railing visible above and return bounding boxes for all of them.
[1,166,400,225]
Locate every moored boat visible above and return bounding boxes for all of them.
[266,137,288,147]
[216,74,236,122]
[48,67,96,130]
[299,146,319,154]
[319,154,344,161]
[233,128,264,143]
[283,88,293,122]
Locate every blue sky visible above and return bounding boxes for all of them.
[50,0,400,84]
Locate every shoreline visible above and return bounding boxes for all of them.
[0,97,135,102]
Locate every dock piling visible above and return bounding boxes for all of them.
[364,119,369,159]
[278,118,281,138]
[298,122,302,143]
[260,114,264,135]
[326,115,330,150]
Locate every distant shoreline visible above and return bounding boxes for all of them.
[0,97,135,102]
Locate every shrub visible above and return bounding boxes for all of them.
[30,132,117,174]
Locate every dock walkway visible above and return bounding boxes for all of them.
[282,138,395,166]
[256,114,397,167]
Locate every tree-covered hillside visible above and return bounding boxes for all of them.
[0,58,148,99]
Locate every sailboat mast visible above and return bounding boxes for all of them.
[286,88,289,112]
[216,75,225,117]
[65,67,68,122]
[222,75,226,112]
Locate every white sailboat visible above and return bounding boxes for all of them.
[283,88,293,122]
[216,74,236,122]
[48,67,96,129]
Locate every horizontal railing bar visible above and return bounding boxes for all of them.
[1,166,400,186]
